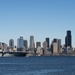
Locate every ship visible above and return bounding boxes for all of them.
[14,52,28,57]
[0,50,28,57]
[14,48,28,57]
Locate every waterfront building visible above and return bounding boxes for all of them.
[43,41,47,51]
[43,41,51,55]
[67,46,73,55]
[46,38,50,48]
[59,47,63,54]
[52,38,61,54]
[53,42,58,55]
[2,43,8,51]
[24,40,28,50]
[0,42,2,49]
[65,30,72,48]
[17,36,24,51]
[52,38,58,55]
[36,46,43,56]
[53,38,58,43]
[36,42,41,48]
[58,39,61,53]
[29,35,35,51]
[43,41,48,54]
[0,42,1,46]
[9,39,14,49]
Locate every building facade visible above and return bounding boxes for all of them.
[17,36,24,49]
[58,39,61,53]
[46,38,50,48]
[53,43,58,55]
[36,42,41,48]
[9,39,14,49]
[24,40,28,50]
[43,41,47,54]
[65,30,72,48]
[30,35,35,50]
[52,38,58,55]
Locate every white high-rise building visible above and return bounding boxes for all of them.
[36,46,43,56]
[2,43,8,51]
[30,35,35,50]
[17,36,24,49]
[52,39,61,55]
[53,43,58,55]
[9,39,14,48]
[43,41,51,55]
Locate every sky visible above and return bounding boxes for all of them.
[0,0,75,47]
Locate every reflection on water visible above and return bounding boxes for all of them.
[0,56,75,75]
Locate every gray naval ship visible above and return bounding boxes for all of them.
[14,48,28,57]
[0,48,28,57]
[14,52,28,57]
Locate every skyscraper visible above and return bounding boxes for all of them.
[52,38,58,55]
[65,36,67,47]
[24,40,28,50]
[53,42,58,55]
[0,42,2,49]
[58,39,61,53]
[53,38,57,43]
[36,42,41,48]
[43,41,47,54]
[9,39,14,49]
[17,36,24,49]
[30,35,35,50]
[65,30,72,48]
[46,38,50,48]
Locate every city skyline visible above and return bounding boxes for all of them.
[0,30,74,57]
[0,30,73,48]
[0,0,75,46]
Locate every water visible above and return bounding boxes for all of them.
[0,56,75,75]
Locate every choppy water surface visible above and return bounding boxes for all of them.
[0,56,75,75]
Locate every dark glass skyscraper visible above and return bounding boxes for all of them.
[46,38,50,48]
[53,38,58,43]
[65,30,72,48]
[24,40,28,50]
[36,42,41,48]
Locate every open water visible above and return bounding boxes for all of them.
[0,56,75,75]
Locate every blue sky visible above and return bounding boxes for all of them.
[0,0,75,47]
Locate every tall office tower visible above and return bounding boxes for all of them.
[24,40,28,50]
[53,38,58,43]
[65,30,72,48]
[0,42,1,46]
[65,36,67,47]
[9,39,14,49]
[36,42,41,48]
[58,39,61,53]
[17,36,24,49]
[43,41,47,54]
[53,42,58,55]
[30,35,35,50]
[52,38,58,55]
[0,42,2,49]
[46,38,50,48]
